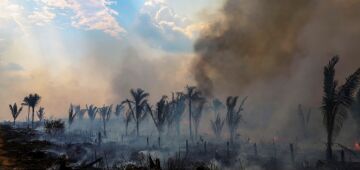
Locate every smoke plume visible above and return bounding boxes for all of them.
[193,0,360,140]
[194,0,360,96]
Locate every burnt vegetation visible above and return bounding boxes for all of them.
[1,56,360,170]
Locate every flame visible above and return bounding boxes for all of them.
[354,142,360,151]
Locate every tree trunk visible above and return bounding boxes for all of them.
[136,120,139,137]
[176,122,180,136]
[31,107,35,129]
[103,119,107,137]
[189,100,192,140]
[125,122,128,136]
[326,132,333,161]
[13,119,16,126]
[27,107,30,128]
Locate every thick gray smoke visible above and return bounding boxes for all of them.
[193,0,360,141]
[194,0,360,96]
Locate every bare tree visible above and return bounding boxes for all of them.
[185,86,202,140]
[124,88,149,136]
[36,107,45,123]
[192,98,206,139]
[226,96,247,144]
[321,56,360,160]
[211,113,224,138]
[9,103,23,126]
[99,105,113,137]
[148,96,169,137]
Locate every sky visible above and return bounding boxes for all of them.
[0,0,222,120]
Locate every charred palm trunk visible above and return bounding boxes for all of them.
[326,123,334,161]
[326,132,333,161]
[176,121,180,136]
[189,100,192,140]
[125,121,129,136]
[136,121,139,136]
[31,107,35,129]
[27,106,30,128]
[103,119,107,137]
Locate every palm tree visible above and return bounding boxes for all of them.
[22,96,30,128]
[9,103,23,126]
[68,104,77,128]
[26,94,41,129]
[351,89,360,137]
[115,104,125,119]
[99,105,112,137]
[185,86,202,140]
[77,109,87,120]
[147,96,169,137]
[87,104,98,121]
[321,56,360,161]
[226,96,247,144]
[123,109,132,136]
[36,107,45,123]
[212,98,224,116]
[124,88,149,136]
[86,104,98,133]
[167,92,186,136]
[192,98,206,139]
[211,113,224,138]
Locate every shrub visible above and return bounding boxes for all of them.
[44,119,65,135]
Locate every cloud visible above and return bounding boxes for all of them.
[40,0,125,37]
[0,0,24,21]
[28,7,56,26]
[134,0,205,52]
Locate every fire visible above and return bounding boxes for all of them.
[354,142,360,151]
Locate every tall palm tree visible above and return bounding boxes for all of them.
[192,98,206,139]
[9,103,23,126]
[147,96,169,137]
[167,92,186,136]
[185,86,202,140]
[226,96,247,144]
[99,105,112,137]
[86,104,98,133]
[124,88,149,136]
[321,56,360,161]
[22,96,30,128]
[27,94,41,129]
[87,104,98,121]
[351,89,360,137]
